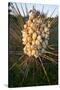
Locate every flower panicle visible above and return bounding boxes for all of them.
[22,9,51,58]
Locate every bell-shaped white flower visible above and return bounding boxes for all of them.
[32,32,37,40]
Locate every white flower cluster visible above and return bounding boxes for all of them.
[22,9,50,58]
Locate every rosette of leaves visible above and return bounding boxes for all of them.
[8,3,58,87]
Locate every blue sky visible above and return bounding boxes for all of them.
[14,3,58,17]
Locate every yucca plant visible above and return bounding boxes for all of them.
[8,2,58,87]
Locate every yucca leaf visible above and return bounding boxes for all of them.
[15,3,25,28]
[50,18,58,28]
[10,16,22,34]
[25,3,28,16]
[46,9,49,16]
[20,63,30,85]
[41,54,57,64]
[10,28,21,42]
[15,3,21,14]
[17,15,24,30]
[9,55,24,71]
[45,8,57,26]
[9,51,23,55]
[50,8,56,17]
[39,56,50,84]
[45,51,58,57]
[20,4,25,17]
[10,3,18,15]
[47,45,55,50]
[41,5,44,14]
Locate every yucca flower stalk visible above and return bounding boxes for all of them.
[9,2,58,87]
[22,8,50,58]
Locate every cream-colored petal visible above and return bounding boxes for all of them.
[32,32,37,40]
